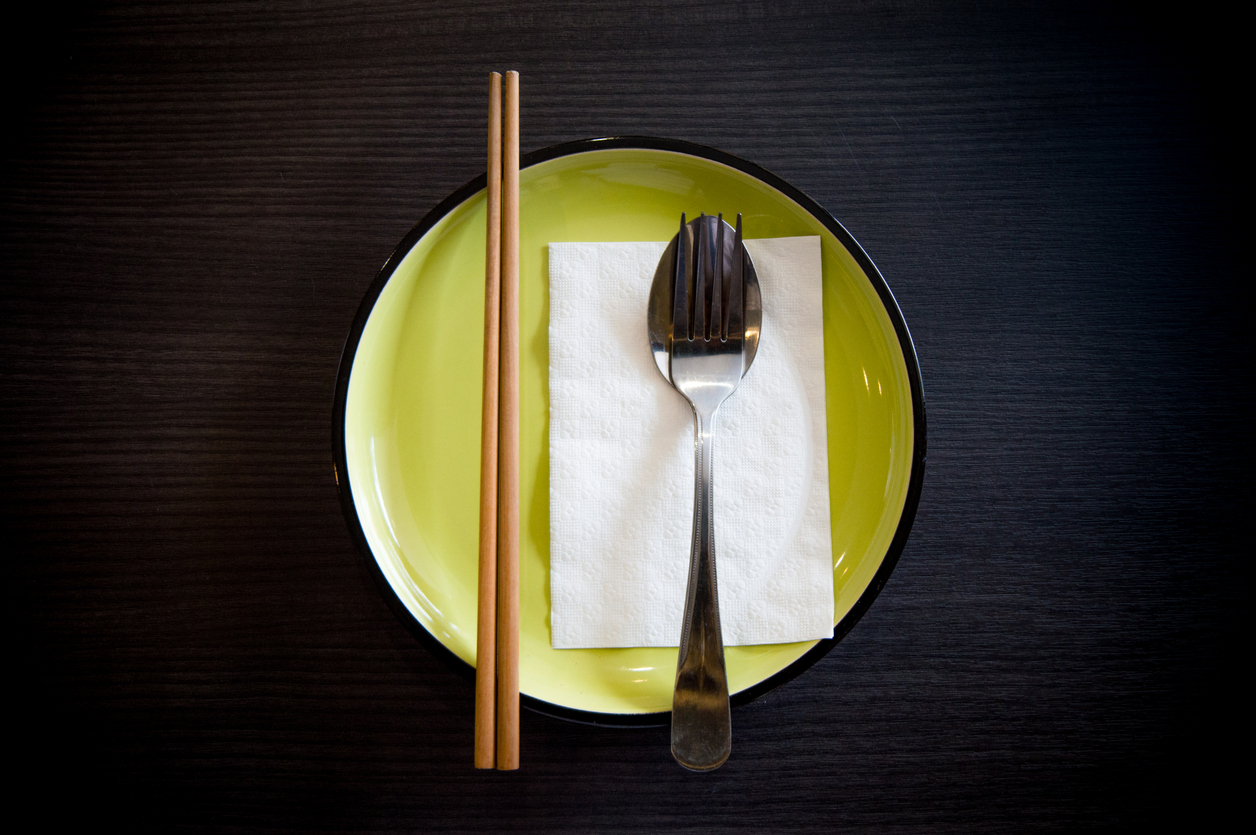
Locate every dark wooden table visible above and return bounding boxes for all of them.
[6,2,1240,831]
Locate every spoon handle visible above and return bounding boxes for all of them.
[671,405,732,771]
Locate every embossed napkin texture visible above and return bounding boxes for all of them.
[548,237,834,649]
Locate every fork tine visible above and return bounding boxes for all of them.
[693,215,708,340]
[673,213,688,343]
[711,214,724,341]
[727,213,744,340]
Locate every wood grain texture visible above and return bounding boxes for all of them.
[4,1,1241,830]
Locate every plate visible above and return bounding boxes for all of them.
[332,137,926,725]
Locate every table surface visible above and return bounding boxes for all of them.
[5,2,1241,831]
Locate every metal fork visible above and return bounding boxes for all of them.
[669,212,746,771]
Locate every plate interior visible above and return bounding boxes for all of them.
[343,148,915,716]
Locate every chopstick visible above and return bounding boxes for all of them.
[475,69,520,771]
[496,69,521,772]
[474,71,502,770]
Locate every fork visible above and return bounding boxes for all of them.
[669,212,746,771]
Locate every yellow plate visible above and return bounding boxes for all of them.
[333,138,926,725]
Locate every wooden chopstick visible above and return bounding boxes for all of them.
[496,69,521,772]
[474,71,502,770]
[475,69,521,771]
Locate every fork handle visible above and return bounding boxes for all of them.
[671,406,732,771]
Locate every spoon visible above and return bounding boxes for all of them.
[647,213,762,770]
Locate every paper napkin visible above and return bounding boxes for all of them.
[548,236,834,649]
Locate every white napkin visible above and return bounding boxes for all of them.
[548,236,834,649]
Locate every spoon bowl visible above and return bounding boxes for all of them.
[648,216,761,385]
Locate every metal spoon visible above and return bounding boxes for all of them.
[648,214,761,770]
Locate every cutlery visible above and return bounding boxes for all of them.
[474,71,502,771]
[649,213,761,770]
[476,69,520,771]
[495,69,521,773]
